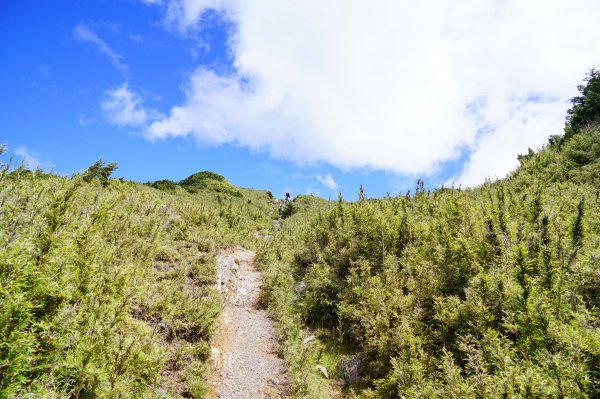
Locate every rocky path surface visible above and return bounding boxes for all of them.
[210,247,289,399]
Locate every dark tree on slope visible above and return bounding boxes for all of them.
[566,68,600,138]
[82,159,117,187]
[281,202,297,219]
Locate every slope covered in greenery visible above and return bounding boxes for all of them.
[2,70,599,399]
[257,71,600,398]
[145,171,273,199]
[0,159,273,398]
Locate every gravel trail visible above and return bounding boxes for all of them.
[210,248,289,399]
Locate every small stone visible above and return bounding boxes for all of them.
[211,347,221,369]
[294,280,307,294]
[302,334,316,344]
[316,365,329,379]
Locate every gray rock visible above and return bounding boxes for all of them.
[216,255,239,295]
[302,334,316,344]
[337,355,362,385]
[294,280,307,294]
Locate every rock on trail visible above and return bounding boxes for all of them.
[210,247,289,399]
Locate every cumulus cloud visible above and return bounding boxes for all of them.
[316,173,339,190]
[101,83,158,127]
[15,146,42,170]
[454,100,567,186]
[163,0,226,32]
[143,0,600,186]
[74,24,129,74]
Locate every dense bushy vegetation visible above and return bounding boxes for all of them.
[566,68,600,139]
[2,70,599,398]
[515,124,600,187]
[145,171,249,198]
[281,202,298,219]
[0,158,272,398]
[297,180,597,397]
[145,179,178,192]
[257,195,335,398]
[257,72,600,398]
[179,171,243,197]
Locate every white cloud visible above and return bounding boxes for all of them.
[143,0,600,186]
[163,0,226,32]
[15,146,42,170]
[101,83,158,127]
[316,173,339,190]
[454,101,567,186]
[78,113,94,126]
[74,24,129,74]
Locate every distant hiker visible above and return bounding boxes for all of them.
[278,201,284,217]
[285,192,291,203]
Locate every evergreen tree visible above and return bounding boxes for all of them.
[565,68,600,138]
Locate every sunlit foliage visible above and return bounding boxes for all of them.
[0,159,272,398]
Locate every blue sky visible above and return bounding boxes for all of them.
[2,1,599,199]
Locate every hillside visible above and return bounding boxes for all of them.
[1,70,600,399]
[0,163,274,398]
[256,72,600,398]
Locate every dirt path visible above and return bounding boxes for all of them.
[210,247,289,399]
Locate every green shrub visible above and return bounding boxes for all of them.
[258,154,600,398]
[179,171,243,197]
[0,159,273,398]
[281,202,298,219]
[180,171,225,188]
[146,179,178,191]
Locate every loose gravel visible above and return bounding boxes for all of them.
[210,248,289,399]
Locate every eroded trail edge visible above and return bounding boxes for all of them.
[210,247,289,399]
